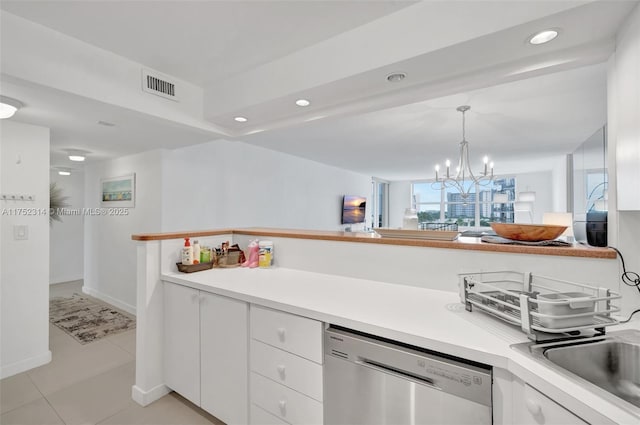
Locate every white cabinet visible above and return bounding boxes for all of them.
[164,282,248,424]
[163,282,200,405]
[613,5,640,210]
[249,305,323,425]
[512,378,587,425]
[200,291,248,425]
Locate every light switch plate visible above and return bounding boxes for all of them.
[13,225,28,240]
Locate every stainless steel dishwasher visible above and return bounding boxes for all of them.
[324,326,492,425]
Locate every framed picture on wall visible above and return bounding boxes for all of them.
[101,173,135,208]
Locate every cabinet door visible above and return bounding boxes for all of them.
[615,6,640,210]
[163,282,200,406]
[200,292,248,424]
[512,379,587,425]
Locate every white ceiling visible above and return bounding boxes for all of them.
[0,0,414,86]
[1,76,221,169]
[239,63,607,181]
[0,1,635,179]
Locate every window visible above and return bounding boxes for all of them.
[412,177,516,228]
[371,178,389,228]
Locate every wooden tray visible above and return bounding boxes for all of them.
[374,228,459,241]
[176,261,214,273]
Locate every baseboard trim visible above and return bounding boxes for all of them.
[132,384,171,406]
[50,276,84,285]
[82,286,136,316]
[1,350,52,379]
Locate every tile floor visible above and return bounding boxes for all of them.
[1,281,223,425]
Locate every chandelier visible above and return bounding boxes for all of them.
[433,105,494,200]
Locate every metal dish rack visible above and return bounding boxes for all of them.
[459,271,620,341]
[419,222,458,231]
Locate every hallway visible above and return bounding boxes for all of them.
[0,281,222,425]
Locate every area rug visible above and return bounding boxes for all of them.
[50,293,136,344]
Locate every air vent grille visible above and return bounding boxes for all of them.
[141,69,178,101]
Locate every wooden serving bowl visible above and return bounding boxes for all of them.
[490,223,568,242]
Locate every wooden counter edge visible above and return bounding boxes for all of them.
[131,228,616,259]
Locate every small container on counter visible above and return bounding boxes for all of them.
[193,240,201,264]
[181,237,193,265]
[258,240,273,268]
[200,246,211,264]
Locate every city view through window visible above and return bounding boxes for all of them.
[412,177,516,228]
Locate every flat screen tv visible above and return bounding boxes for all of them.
[342,195,367,224]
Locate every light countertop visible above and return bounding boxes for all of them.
[163,267,640,424]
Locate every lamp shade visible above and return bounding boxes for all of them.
[543,212,574,237]
[518,191,536,202]
[514,201,533,212]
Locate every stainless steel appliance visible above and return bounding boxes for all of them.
[512,330,640,415]
[324,326,492,425]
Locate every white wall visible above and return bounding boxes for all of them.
[551,155,568,213]
[83,150,164,314]
[83,141,371,313]
[1,120,51,378]
[516,171,553,224]
[49,170,84,284]
[388,181,412,228]
[161,139,372,232]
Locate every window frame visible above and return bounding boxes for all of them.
[412,176,516,229]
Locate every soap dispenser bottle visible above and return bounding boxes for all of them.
[182,238,194,265]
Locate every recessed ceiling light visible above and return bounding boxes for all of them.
[528,29,559,45]
[66,149,89,162]
[234,116,248,122]
[58,171,71,176]
[0,96,23,119]
[295,99,310,107]
[386,72,407,83]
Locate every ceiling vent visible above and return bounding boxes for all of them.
[142,69,178,102]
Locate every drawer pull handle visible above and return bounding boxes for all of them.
[277,327,286,342]
[279,400,286,415]
[525,398,542,416]
[277,365,286,379]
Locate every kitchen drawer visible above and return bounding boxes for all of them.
[250,404,289,425]
[251,372,323,425]
[250,339,323,402]
[513,379,587,424]
[250,305,323,363]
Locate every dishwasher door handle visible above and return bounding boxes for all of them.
[356,359,442,391]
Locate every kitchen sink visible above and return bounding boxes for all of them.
[512,330,640,414]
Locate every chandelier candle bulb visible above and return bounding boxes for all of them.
[445,159,451,178]
[435,164,440,181]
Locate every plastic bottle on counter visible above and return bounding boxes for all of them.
[181,238,194,265]
[402,208,419,230]
[193,240,201,264]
